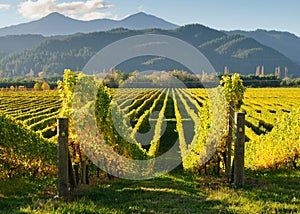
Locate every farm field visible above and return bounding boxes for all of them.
[0,87,299,213]
[2,88,300,142]
[0,90,61,140]
[1,88,299,139]
[1,88,300,170]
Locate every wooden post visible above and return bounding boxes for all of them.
[57,118,69,197]
[81,160,87,184]
[68,154,76,190]
[226,102,234,181]
[233,112,246,187]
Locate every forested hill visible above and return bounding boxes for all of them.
[225,29,300,66]
[0,35,46,57]
[1,24,299,78]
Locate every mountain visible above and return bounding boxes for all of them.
[1,24,299,78]
[225,29,300,65]
[0,12,179,36]
[0,35,46,57]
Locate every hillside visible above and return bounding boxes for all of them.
[0,35,46,57]
[0,25,299,77]
[225,29,300,65]
[199,34,298,76]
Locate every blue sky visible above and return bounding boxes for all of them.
[0,0,299,36]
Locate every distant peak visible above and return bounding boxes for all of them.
[123,12,155,20]
[135,11,149,16]
[133,12,148,16]
[45,12,64,17]
[41,12,69,20]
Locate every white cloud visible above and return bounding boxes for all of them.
[138,6,144,12]
[77,11,112,20]
[17,0,114,20]
[0,4,11,10]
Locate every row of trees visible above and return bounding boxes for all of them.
[0,75,62,90]
[100,69,300,88]
[0,82,52,91]
[2,69,300,90]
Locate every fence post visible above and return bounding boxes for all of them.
[233,112,245,187]
[57,118,69,197]
[81,160,87,184]
[226,102,234,181]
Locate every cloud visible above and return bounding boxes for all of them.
[17,0,114,20]
[0,4,11,10]
[138,6,144,12]
[75,11,112,21]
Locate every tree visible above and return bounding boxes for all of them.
[41,82,50,90]
[33,82,41,91]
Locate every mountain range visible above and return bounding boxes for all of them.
[0,12,178,37]
[0,12,299,78]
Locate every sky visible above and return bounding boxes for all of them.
[0,0,300,36]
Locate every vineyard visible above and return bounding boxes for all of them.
[1,87,299,180]
[0,90,60,139]
[242,88,300,169]
[0,90,60,178]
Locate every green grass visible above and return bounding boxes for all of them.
[0,169,299,213]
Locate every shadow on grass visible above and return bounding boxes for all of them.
[69,174,229,213]
[0,173,228,213]
[0,177,56,214]
[0,169,299,213]
[228,169,300,213]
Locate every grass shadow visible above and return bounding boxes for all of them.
[0,169,299,213]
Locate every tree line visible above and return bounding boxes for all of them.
[1,70,300,89]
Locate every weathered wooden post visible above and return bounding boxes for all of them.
[57,118,69,197]
[226,102,234,181]
[81,160,87,184]
[233,112,246,187]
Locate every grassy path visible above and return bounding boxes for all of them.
[0,169,299,213]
